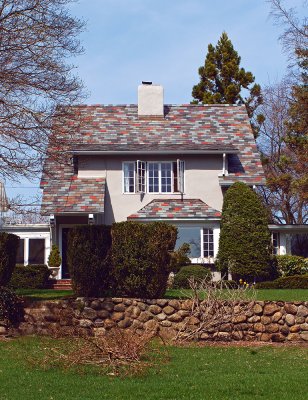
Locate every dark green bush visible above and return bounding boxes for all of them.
[0,286,23,324]
[67,225,112,296]
[111,221,177,298]
[9,264,51,289]
[216,182,272,280]
[0,233,19,286]
[276,255,308,277]
[255,275,308,289]
[174,265,212,289]
[48,244,62,268]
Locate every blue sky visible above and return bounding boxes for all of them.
[5,0,306,203]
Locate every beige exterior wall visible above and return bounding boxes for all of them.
[78,154,224,224]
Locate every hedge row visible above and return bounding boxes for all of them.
[255,275,308,289]
[67,222,177,298]
[9,265,51,289]
[0,233,19,286]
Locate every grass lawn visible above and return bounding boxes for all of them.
[0,337,307,400]
[15,288,308,302]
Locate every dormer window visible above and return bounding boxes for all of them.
[123,160,184,194]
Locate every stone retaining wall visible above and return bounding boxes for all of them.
[1,298,308,342]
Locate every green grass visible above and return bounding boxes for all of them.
[15,288,308,302]
[0,337,307,400]
[165,288,308,301]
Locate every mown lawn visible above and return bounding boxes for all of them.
[0,337,307,400]
[15,288,308,302]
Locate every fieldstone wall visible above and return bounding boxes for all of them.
[1,298,308,342]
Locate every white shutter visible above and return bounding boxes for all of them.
[136,160,146,193]
[177,159,184,193]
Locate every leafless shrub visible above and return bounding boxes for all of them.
[175,278,256,342]
[31,326,168,376]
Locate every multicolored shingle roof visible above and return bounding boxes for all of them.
[41,103,265,214]
[128,199,221,220]
[41,177,105,214]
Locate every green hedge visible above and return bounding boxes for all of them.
[174,265,212,289]
[9,264,51,289]
[111,221,177,298]
[67,225,112,297]
[276,255,308,277]
[0,286,23,324]
[0,233,19,286]
[255,275,308,289]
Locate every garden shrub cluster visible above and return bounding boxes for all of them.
[67,222,177,298]
[0,286,23,324]
[111,221,177,298]
[276,255,308,277]
[173,265,212,289]
[255,274,308,289]
[0,232,19,286]
[67,225,112,297]
[9,264,51,289]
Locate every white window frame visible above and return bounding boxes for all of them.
[136,160,146,193]
[272,232,280,255]
[122,161,136,194]
[202,227,214,258]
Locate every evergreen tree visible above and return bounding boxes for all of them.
[216,182,272,281]
[192,32,262,136]
[48,244,62,269]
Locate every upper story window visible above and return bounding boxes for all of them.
[123,160,184,194]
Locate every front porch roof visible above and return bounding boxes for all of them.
[41,177,105,215]
[128,199,221,220]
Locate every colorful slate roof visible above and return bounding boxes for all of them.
[41,177,105,214]
[127,199,221,220]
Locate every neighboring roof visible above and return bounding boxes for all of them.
[269,224,308,233]
[41,177,105,215]
[127,199,221,220]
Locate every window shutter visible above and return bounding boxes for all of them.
[177,159,184,193]
[136,160,146,193]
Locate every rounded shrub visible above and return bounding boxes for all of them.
[276,255,308,277]
[67,225,112,297]
[9,264,51,289]
[111,221,177,298]
[216,182,272,281]
[0,233,19,286]
[174,265,212,289]
[0,286,23,324]
[48,244,62,268]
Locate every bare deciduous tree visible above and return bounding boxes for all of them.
[0,0,86,182]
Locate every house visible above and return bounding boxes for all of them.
[40,83,307,280]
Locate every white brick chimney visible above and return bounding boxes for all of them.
[138,82,164,117]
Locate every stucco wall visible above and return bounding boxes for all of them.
[77,155,224,224]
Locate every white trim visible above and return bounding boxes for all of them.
[122,161,136,194]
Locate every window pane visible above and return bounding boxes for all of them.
[123,163,135,193]
[161,163,172,193]
[29,239,45,264]
[176,227,201,258]
[16,239,24,264]
[148,163,159,192]
[203,229,214,257]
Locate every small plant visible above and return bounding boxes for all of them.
[169,243,191,273]
[0,286,23,324]
[173,265,212,289]
[48,245,62,268]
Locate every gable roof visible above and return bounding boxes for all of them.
[127,199,221,220]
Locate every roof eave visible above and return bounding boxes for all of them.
[71,149,239,156]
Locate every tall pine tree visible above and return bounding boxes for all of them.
[192,32,262,136]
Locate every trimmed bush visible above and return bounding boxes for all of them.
[67,225,112,297]
[216,182,272,281]
[0,286,23,324]
[111,221,177,298]
[48,244,62,268]
[174,265,212,289]
[255,275,308,289]
[9,264,51,289]
[0,233,19,286]
[276,255,308,277]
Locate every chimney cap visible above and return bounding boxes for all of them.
[142,81,152,85]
